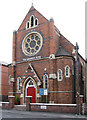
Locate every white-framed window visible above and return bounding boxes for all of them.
[26,15,38,29]
[43,74,48,88]
[17,77,21,92]
[65,65,70,77]
[31,15,34,27]
[26,21,30,29]
[58,69,62,81]
[35,18,38,26]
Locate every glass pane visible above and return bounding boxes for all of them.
[31,49,34,53]
[35,36,39,40]
[31,35,34,40]
[19,79,21,90]
[59,76,61,79]
[31,16,34,27]
[59,70,62,80]
[30,41,36,48]
[25,43,28,48]
[27,48,30,52]
[35,19,37,25]
[27,39,30,43]
[45,83,47,88]
[45,75,48,88]
[35,46,39,50]
[66,67,69,76]
[37,40,40,45]
[29,81,33,85]
[27,22,29,28]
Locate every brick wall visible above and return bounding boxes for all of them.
[1,65,8,96]
[8,6,85,106]
[30,103,77,114]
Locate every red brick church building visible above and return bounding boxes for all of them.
[8,5,85,105]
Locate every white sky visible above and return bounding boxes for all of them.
[0,0,86,64]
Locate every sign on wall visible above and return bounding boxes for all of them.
[39,88,48,95]
[41,106,47,109]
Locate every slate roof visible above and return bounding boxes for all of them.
[55,46,71,57]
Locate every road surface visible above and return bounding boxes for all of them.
[0,109,87,120]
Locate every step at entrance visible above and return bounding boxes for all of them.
[13,105,26,111]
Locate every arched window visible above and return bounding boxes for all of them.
[26,15,38,29]
[35,18,38,26]
[58,69,62,81]
[31,16,34,27]
[65,66,70,77]
[17,77,21,92]
[44,74,48,88]
[26,21,29,29]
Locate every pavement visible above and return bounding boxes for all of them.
[0,109,87,119]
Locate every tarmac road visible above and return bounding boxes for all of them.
[0,109,87,120]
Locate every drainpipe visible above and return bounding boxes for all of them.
[75,42,80,115]
[73,58,76,104]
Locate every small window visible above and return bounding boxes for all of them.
[35,19,38,26]
[17,77,21,92]
[65,66,70,77]
[29,80,33,86]
[31,16,34,27]
[26,21,30,29]
[58,69,62,81]
[44,74,48,88]
[27,21,29,29]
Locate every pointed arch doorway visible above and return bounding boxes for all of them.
[26,80,36,103]
[23,77,37,103]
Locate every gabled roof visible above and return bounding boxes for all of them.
[18,5,48,31]
[22,63,41,86]
[55,46,71,57]
[29,63,41,84]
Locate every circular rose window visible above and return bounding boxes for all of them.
[22,32,43,56]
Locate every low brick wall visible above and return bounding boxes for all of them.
[0,102,10,109]
[30,103,77,114]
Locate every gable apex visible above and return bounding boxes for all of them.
[28,6,48,22]
[18,6,49,31]
[29,5,35,12]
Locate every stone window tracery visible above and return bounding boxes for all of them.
[28,80,34,86]
[22,32,43,56]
